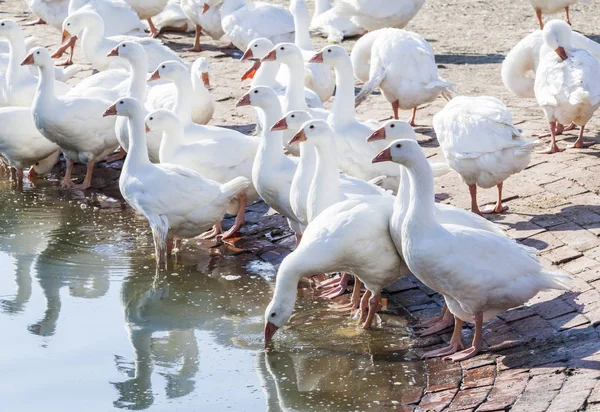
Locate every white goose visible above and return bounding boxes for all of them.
[0,20,71,107]
[355,28,453,126]
[145,57,215,125]
[335,0,425,31]
[528,0,590,29]
[236,86,303,242]
[290,0,334,103]
[202,0,295,52]
[373,138,569,361]
[180,0,224,52]
[58,10,182,70]
[24,47,119,190]
[102,97,250,267]
[310,0,365,44]
[25,0,69,29]
[433,96,538,215]
[146,109,258,239]
[264,193,408,342]
[123,0,169,37]
[535,20,600,154]
[152,0,196,35]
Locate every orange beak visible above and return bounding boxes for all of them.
[61,29,70,43]
[107,45,119,57]
[21,53,34,66]
[201,72,211,88]
[366,127,386,142]
[102,104,117,117]
[261,49,277,62]
[236,93,251,107]
[555,46,568,61]
[309,52,323,63]
[147,69,160,82]
[264,321,279,344]
[241,61,260,81]
[202,3,210,14]
[145,124,150,133]
[372,147,392,163]
[241,48,253,61]
[270,117,288,131]
[288,129,307,145]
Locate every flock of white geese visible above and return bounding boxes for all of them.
[1,0,595,361]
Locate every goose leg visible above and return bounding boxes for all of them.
[481,182,508,214]
[362,292,381,329]
[15,168,24,187]
[535,8,544,29]
[333,279,364,311]
[392,100,399,120]
[468,184,482,215]
[319,273,350,298]
[533,122,577,138]
[27,167,37,181]
[53,36,77,66]
[184,25,204,52]
[221,193,247,239]
[422,318,464,359]
[295,233,302,247]
[569,124,595,149]
[316,274,346,290]
[147,18,160,38]
[413,305,448,328]
[408,107,417,126]
[23,18,46,26]
[73,161,94,190]
[418,308,455,337]
[565,6,571,26]
[61,159,74,188]
[104,147,127,163]
[538,120,564,154]
[149,215,169,269]
[198,221,222,239]
[444,312,483,362]
[357,290,372,323]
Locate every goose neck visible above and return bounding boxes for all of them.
[172,73,194,124]
[253,61,280,88]
[158,122,186,157]
[392,165,410,229]
[190,71,210,101]
[33,62,57,107]
[124,110,152,171]
[6,32,27,86]
[127,57,148,101]
[308,139,339,220]
[313,0,331,17]
[283,56,309,111]
[221,0,245,16]
[292,0,312,51]
[80,24,105,61]
[256,103,285,160]
[403,157,438,235]
[330,58,357,126]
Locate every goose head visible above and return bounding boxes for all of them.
[264,292,295,344]
[261,43,302,65]
[235,86,278,110]
[288,119,332,147]
[271,110,311,132]
[102,97,144,118]
[0,20,21,40]
[144,109,180,134]
[242,38,275,61]
[62,10,103,41]
[367,120,417,143]
[148,60,188,83]
[21,46,53,67]
[372,139,422,166]
[309,44,348,65]
[543,19,572,61]
[191,57,211,88]
[106,41,145,62]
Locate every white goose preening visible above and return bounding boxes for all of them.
[310,0,365,44]
[0,20,71,107]
[202,0,295,52]
[528,0,590,29]
[534,19,600,154]
[56,10,182,70]
[235,86,303,243]
[102,97,250,267]
[145,109,258,239]
[180,0,225,52]
[24,46,119,190]
[373,138,570,361]
[334,0,425,31]
[433,96,538,215]
[355,28,453,126]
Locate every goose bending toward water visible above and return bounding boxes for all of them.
[373,138,570,361]
[534,20,600,154]
[528,0,591,29]
[103,97,250,267]
[354,28,453,126]
[334,0,425,31]
[433,96,538,215]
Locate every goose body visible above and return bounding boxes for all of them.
[335,0,425,31]
[528,0,590,28]
[310,0,365,44]
[355,28,453,125]
[123,0,169,36]
[181,0,224,51]
[25,47,119,189]
[152,0,195,33]
[62,10,183,71]
[204,0,295,52]
[68,0,146,36]
[26,0,70,30]
[105,97,250,266]
[375,138,570,361]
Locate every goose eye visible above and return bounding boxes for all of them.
[119,101,124,104]
[254,90,258,94]
[161,65,165,69]
[123,44,126,47]
[1,23,4,26]
[327,49,331,52]
[149,117,153,120]
[271,312,276,318]
[67,23,70,26]
[35,162,39,166]
[254,44,257,47]
[395,143,401,148]
[309,125,314,129]
[390,124,395,128]
[291,114,295,118]
[280,47,284,50]
[36,51,40,54]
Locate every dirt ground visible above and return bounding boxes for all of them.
[4,0,600,410]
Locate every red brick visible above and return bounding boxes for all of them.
[425,358,463,393]
[546,389,591,412]
[416,388,458,412]
[550,222,600,252]
[447,386,492,411]
[541,246,583,265]
[462,365,496,389]
[476,370,529,411]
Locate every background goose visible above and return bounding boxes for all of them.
[335,0,425,31]
[123,0,169,37]
[534,20,600,153]
[310,0,365,44]
[433,96,538,215]
[202,0,295,52]
[529,0,591,29]
[152,0,196,35]
[103,97,250,267]
[25,0,69,29]
[354,28,453,126]
[181,0,224,52]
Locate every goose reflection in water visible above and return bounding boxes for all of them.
[112,253,274,410]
